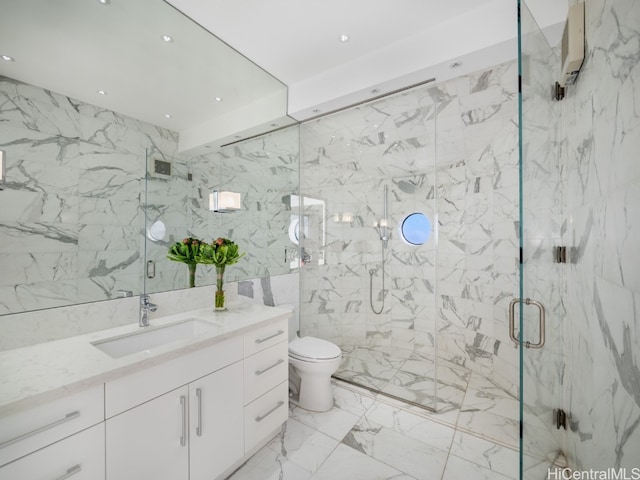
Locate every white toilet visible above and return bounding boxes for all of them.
[280,304,342,412]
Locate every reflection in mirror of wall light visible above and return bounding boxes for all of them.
[209,190,242,212]
[0,150,5,190]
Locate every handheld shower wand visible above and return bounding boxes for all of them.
[374,185,390,248]
[370,185,389,314]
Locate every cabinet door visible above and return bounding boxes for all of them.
[189,361,244,480]
[0,423,105,480]
[106,386,189,480]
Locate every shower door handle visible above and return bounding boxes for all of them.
[509,298,546,349]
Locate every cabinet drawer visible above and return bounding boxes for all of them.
[105,335,243,418]
[244,319,287,357]
[0,422,105,480]
[244,381,288,454]
[0,385,104,467]
[244,340,288,404]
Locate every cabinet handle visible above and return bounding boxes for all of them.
[255,358,285,376]
[255,401,284,423]
[0,411,80,449]
[195,388,203,437]
[54,464,82,480]
[180,395,187,447]
[254,330,284,344]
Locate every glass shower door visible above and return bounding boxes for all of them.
[518,1,566,478]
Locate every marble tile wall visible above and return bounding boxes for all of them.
[559,0,640,470]
[0,75,299,349]
[299,61,520,400]
[144,126,299,293]
[0,271,298,351]
[0,75,181,314]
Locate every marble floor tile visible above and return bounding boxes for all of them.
[289,403,363,441]
[455,408,520,449]
[266,419,340,475]
[227,442,314,480]
[331,380,377,416]
[449,430,519,478]
[343,415,449,480]
[310,443,417,480]
[360,401,456,452]
[442,454,517,480]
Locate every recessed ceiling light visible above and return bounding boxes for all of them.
[215,96,222,102]
[97,89,107,95]
[164,114,172,119]
[97,0,110,5]
[1,55,14,62]
[450,62,462,69]
[340,34,350,43]
[161,34,173,43]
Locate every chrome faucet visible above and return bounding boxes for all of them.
[139,294,158,327]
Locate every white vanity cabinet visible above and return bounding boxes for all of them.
[104,336,245,480]
[106,385,190,480]
[105,363,244,480]
[189,361,244,480]
[0,384,104,479]
[1,308,290,480]
[243,319,289,454]
[0,423,105,480]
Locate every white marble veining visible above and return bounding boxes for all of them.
[228,380,520,480]
[299,61,520,411]
[520,0,640,473]
[0,301,290,416]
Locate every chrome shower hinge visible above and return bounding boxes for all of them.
[555,408,568,430]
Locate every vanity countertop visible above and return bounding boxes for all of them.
[0,301,290,417]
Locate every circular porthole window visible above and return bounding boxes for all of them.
[400,212,432,245]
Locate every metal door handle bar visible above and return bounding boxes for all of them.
[255,401,284,422]
[54,465,82,480]
[0,411,80,449]
[195,388,203,437]
[254,330,284,344]
[255,359,285,376]
[509,298,546,349]
[180,395,187,447]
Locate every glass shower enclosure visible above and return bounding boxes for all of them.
[518,1,566,477]
[299,87,438,411]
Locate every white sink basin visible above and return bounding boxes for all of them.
[92,318,221,359]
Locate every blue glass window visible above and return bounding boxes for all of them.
[400,212,431,245]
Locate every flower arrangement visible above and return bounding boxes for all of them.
[197,238,245,310]
[167,237,204,288]
[167,237,244,308]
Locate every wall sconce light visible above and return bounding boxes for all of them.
[0,150,5,191]
[209,190,241,212]
[332,212,353,223]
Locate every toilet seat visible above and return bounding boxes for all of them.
[288,336,341,361]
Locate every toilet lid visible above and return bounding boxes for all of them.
[289,336,341,360]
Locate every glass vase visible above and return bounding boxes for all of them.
[188,263,196,288]
[215,265,226,310]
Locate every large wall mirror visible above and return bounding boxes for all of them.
[0,0,298,316]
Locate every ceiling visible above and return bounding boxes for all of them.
[168,0,568,119]
[0,0,567,152]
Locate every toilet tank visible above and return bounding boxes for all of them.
[277,303,298,341]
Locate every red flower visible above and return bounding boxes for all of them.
[215,238,224,246]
